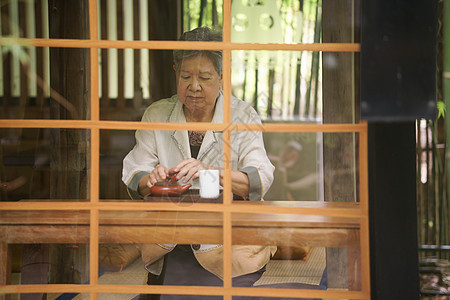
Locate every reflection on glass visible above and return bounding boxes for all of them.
[2,211,90,286]
[0,46,90,120]
[263,131,359,202]
[264,132,322,201]
[0,128,89,201]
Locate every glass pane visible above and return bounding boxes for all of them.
[109,69,228,204]
[0,46,90,120]
[98,0,223,41]
[232,212,362,292]
[183,0,224,32]
[264,132,322,202]
[109,126,225,202]
[100,130,134,200]
[98,244,145,285]
[231,0,360,44]
[101,129,226,202]
[98,210,224,290]
[219,131,359,204]
[100,42,225,123]
[231,51,358,122]
[99,49,175,121]
[2,210,90,286]
[0,128,90,201]
[1,0,89,39]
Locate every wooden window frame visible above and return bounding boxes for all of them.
[0,0,369,299]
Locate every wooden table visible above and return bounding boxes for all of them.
[0,197,361,291]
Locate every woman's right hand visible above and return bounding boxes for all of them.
[138,164,171,196]
[148,164,171,185]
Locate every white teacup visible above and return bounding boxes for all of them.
[199,169,220,198]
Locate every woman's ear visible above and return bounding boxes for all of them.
[173,64,176,72]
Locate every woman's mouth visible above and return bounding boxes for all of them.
[188,96,203,101]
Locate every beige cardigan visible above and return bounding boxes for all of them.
[122,92,276,279]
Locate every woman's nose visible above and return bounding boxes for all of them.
[189,78,201,91]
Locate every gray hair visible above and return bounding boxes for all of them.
[173,27,223,75]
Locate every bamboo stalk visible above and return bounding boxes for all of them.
[444,0,450,260]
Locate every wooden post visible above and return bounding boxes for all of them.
[48,0,89,196]
[322,0,358,290]
[0,242,10,300]
[47,0,90,285]
[0,2,11,201]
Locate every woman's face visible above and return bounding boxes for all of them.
[175,55,222,120]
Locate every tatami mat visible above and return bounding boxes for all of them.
[254,247,326,286]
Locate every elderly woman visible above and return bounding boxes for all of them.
[122,27,275,297]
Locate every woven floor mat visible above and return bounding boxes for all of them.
[254,247,326,286]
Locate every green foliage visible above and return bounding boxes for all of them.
[437,100,446,119]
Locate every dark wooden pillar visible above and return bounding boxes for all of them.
[48,0,90,286]
[17,1,90,296]
[148,0,178,103]
[361,0,438,298]
[48,0,89,199]
[368,122,420,299]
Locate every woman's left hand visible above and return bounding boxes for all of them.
[169,158,216,183]
[171,158,251,199]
